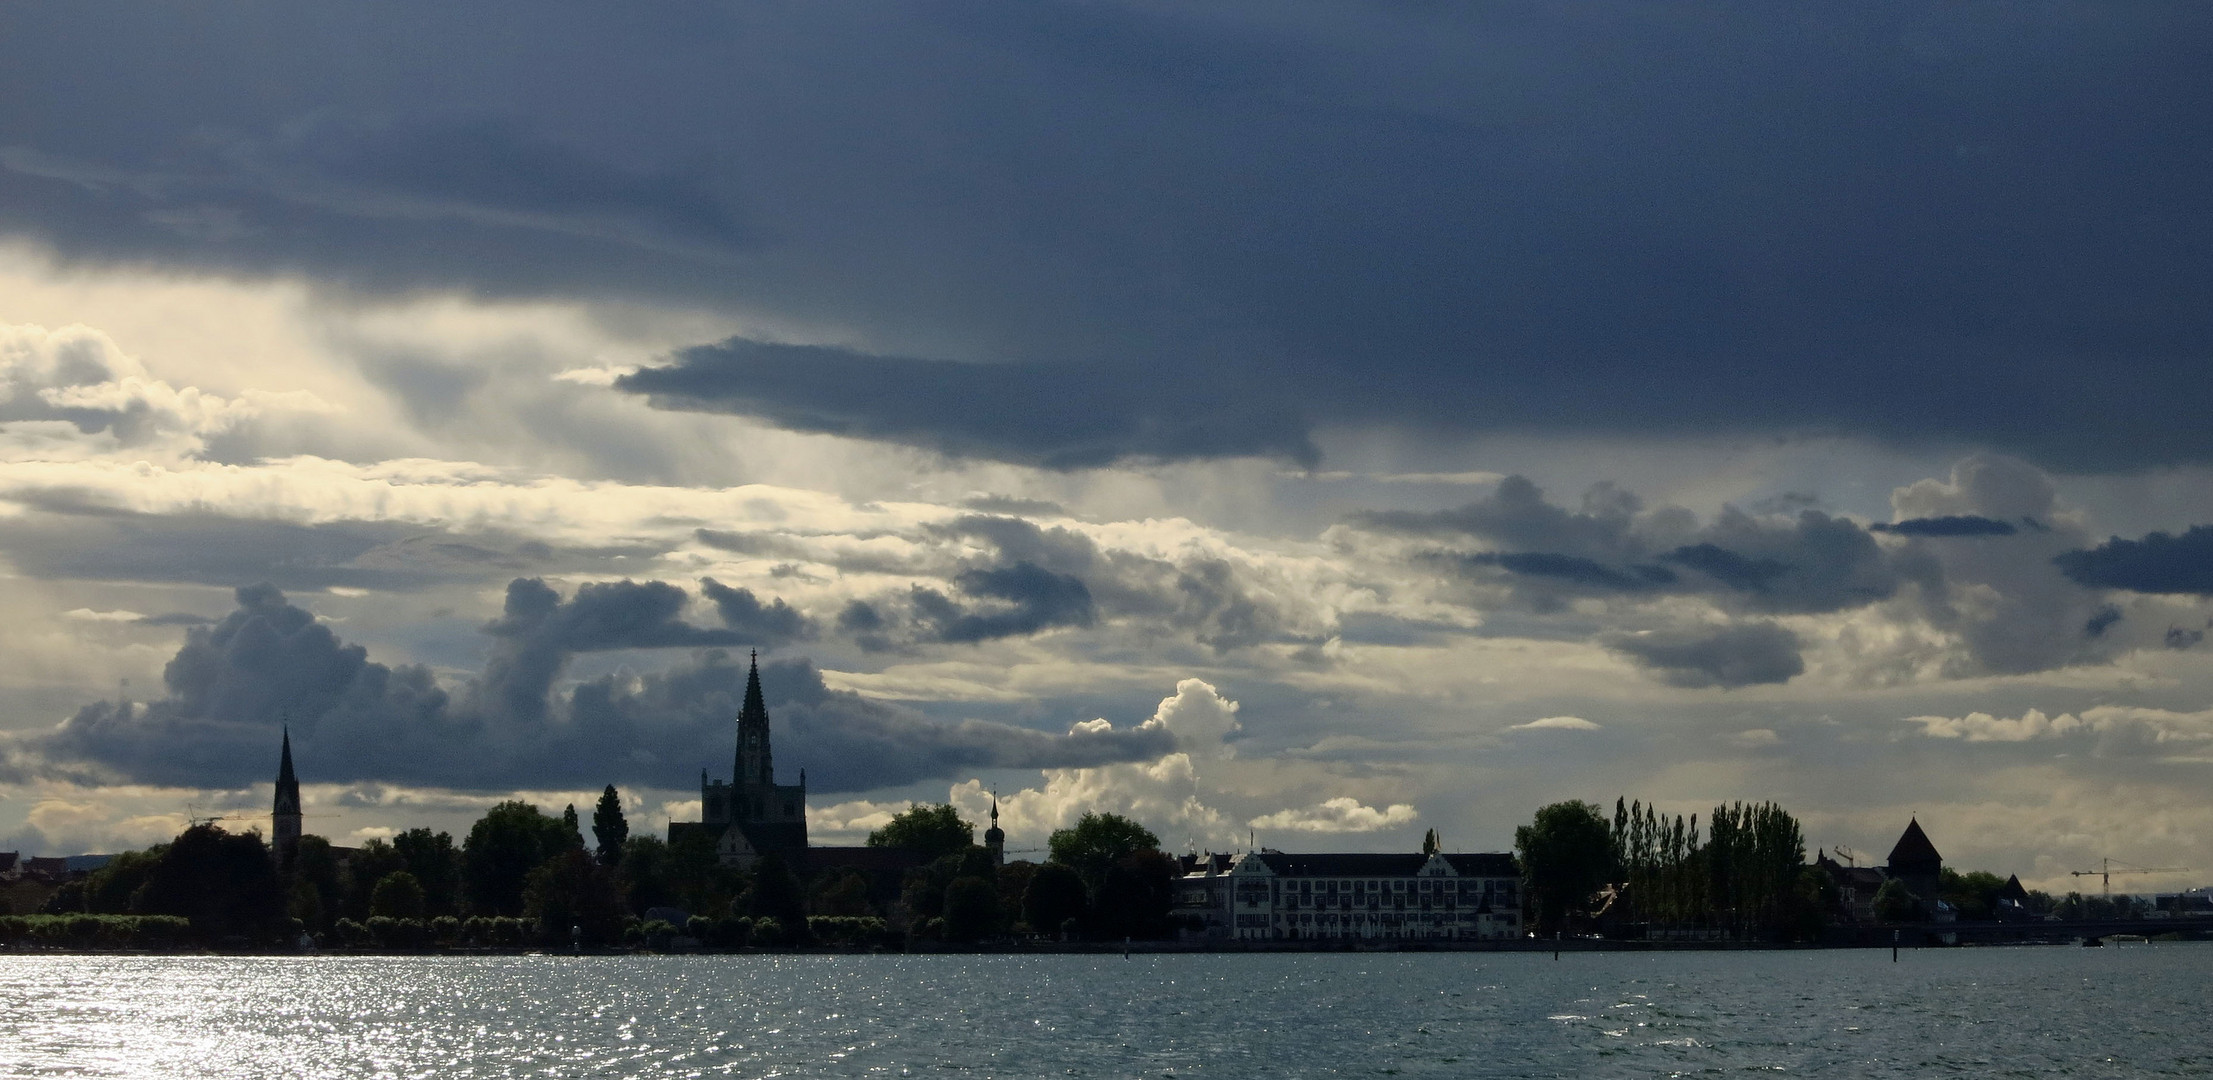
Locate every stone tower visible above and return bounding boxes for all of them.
[1884,816,1943,918]
[272,725,302,869]
[984,798,1005,868]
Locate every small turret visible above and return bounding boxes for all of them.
[984,798,1005,868]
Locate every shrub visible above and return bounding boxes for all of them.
[431,915,461,946]
[461,916,491,945]
[0,915,28,944]
[333,918,369,947]
[750,916,784,947]
[685,915,713,941]
[712,915,751,949]
[640,919,676,950]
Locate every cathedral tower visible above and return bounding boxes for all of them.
[681,652,808,866]
[272,726,302,869]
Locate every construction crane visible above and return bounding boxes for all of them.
[2069,857,2189,898]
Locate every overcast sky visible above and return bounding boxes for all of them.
[2,2,2210,892]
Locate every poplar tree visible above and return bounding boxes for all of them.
[591,785,629,866]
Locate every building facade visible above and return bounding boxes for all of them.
[1180,851,1522,942]
[670,653,808,867]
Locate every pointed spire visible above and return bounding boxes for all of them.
[273,722,301,815]
[740,649,768,726]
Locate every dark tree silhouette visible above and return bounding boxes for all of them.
[462,801,576,916]
[941,876,1001,942]
[1047,812,1159,894]
[591,785,629,866]
[1515,800,1617,933]
[392,828,460,917]
[867,803,974,861]
[132,823,286,941]
[1022,861,1088,937]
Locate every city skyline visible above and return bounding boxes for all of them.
[1,4,2211,896]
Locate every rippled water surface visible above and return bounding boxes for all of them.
[2,946,2207,1077]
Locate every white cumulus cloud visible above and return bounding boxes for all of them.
[1248,797,1418,834]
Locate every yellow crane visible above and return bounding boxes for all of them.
[2068,857,2188,898]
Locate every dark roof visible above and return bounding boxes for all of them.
[1886,818,1942,870]
[1442,853,1519,877]
[0,852,17,872]
[1249,852,1516,877]
[1997,874,2031,901]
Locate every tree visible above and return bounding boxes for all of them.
[1872,878,1921,923]
[617,836,672,915]
[342,839,407,922]
[941,876,1001,943]
[462,801,576,916]
[868,804,975,862]
[370,871,426,919]
[1422,828,1442,856]
[561,804,585,849]
[522,849,627,946]
[1048,812,1160,893]
[1022,862,1088,937]
[591,785,629,866]
[809,867,875,917]
[740,854,809,940]
[290,835,344,933]
[392,828,460,917]
[1092,849,1177,940]
[1514,800,1617,933]
[132,823,286,941]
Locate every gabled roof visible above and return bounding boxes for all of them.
[1886,817,1942,868]
[1997,873,2031,901]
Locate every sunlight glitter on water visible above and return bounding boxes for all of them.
[0,947,2207,1078]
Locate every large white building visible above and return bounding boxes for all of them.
[1177,851,1522,942]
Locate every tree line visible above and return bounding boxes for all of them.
[27,788,1187,950]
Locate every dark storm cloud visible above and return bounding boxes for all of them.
[3,5,2210,468]
[19,582,1166,792]
[698,577,814,646]
[2055,526,2213,595]
[0,495,649,592]
[834,514,1300,653]
[1356,476,1895,616]
[1448,552,1675,592]
[619,341,1316,469]
[914,562,1097,644]
[2083,605,2123,638]
[1605,623,1805,690]
[1870,516,2018,537]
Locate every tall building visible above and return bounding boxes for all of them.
[272,726,302,869]
[670,653,808,867]
[1885,817,1943,918]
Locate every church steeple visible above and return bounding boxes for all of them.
[735,650,774,787]
[272,724,302,868]
[984,797,1005,868]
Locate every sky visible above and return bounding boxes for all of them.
[1,2,2210,894]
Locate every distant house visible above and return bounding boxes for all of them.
[1815,849,1887,923]
[1217,850,1521,942]
[0,851,18,880]
[1994,874,2036,921]
[21,856,72,883]
[1172,853,1238,939]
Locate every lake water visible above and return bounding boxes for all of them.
[1,946,2205,1078]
